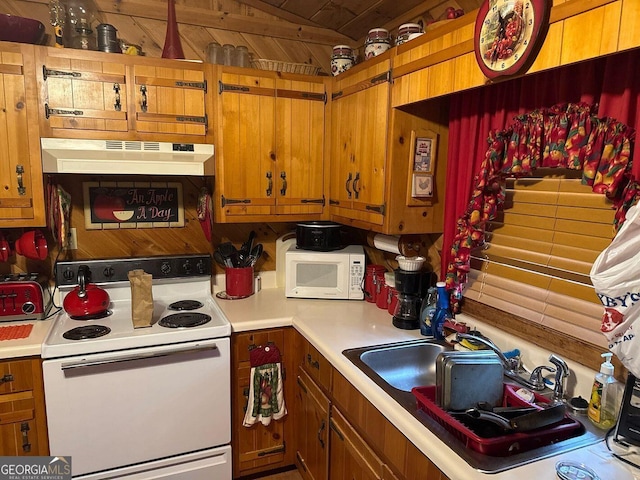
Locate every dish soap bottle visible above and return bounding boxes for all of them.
[419,286,437,336]
[587,352,619,429]
[431,282,452,340]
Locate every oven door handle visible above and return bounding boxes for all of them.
[59,344,219,371]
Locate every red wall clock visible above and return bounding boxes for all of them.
[474,0,550,79]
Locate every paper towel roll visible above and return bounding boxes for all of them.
[371,234,401,254]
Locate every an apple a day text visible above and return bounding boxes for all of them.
[129,188,175,221]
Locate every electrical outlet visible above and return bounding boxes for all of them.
[68,228,78,250]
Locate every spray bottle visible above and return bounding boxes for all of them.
[587,352,619,429]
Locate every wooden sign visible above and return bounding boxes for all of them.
[83,181,184,230]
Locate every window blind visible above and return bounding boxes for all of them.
[464,169,615,348]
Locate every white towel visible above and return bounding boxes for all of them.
[243,345,287,427]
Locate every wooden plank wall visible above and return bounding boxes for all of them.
[1,175,296,278]
[0,0,342,75]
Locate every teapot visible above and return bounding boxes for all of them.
[63,265,110,317]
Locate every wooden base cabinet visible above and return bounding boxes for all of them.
[0,42,46,227]
[295,367,329,480]
[293,331,449,480]
[231,328,295,478]
[330,407,398,480]
[0,358,48,456]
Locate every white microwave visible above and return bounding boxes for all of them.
[285,245,365,300]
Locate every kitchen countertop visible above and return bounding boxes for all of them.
[0,318,53,359]
[215,284,639,480]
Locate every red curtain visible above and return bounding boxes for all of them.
[441,49,640,278]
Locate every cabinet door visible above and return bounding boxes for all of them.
[296,367,329,480]
[0,358,48,456]
[329,66,390,227]
[0,45,46,227]
[274,77,325,216]
[0,406,40,456]
[37,50,128,136]
[351,81,388,220]
[232,329,293,477]
[329,89,357,209]
[216,72,276,219]
[132,64,207,138]
[329,407,384,480]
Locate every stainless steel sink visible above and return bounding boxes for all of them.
[342,339,604,474]
[357,340,448,391]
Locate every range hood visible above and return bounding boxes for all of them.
[41,138,214,176]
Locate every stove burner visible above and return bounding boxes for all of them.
[70,310,113,321]
[168,300,204,311]
[159,313,211,328]
[63,325,111,340]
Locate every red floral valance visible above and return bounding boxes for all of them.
[445,102,637,312]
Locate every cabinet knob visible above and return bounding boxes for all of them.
[0,374,14,385]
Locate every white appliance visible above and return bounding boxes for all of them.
[42,255,231,479]
[284,244,365,300]
[40,138,214,176]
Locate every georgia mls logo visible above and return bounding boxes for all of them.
[0,456,71,480]
[601,307,625,333]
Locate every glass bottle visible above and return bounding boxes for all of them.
[65,0,97,48]
[419,286,437,336]
[206,42,223,64]
[222,44,235,66]
[431,282,452,340]
[71,21,97,51]
[234,46,250,67]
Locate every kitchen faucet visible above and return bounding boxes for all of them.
[549,354,570,404]
[456,332,551,391]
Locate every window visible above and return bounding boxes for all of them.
[464,169,615,347]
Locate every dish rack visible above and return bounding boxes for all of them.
[250,58,320,76]
[412,384,584,456]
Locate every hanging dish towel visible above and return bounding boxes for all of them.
[243,343,287,427]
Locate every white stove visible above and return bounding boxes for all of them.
[43,278,231,359]
[42,254,232,480]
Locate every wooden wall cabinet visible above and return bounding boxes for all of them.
[35,46,210,143]
[214,68,327,223]
[328,55,449,235]
[231,328,295,478]
[0,358,49,456]
[0,42,46,227]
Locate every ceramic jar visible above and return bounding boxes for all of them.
[330,45,354,76]
[396,23,423,45]
[364,28,390,59]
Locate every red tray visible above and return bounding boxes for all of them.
[412,384,583,456]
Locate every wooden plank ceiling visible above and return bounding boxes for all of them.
[1,0,482,75]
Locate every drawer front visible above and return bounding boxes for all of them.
[0,359,34,394]
[233,329,286,364]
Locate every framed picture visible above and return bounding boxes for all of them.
[83,181,184,230]
[412,135,435,173]
[412,173,433,198]
[407,129,438,204]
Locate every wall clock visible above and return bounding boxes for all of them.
[474,0,550,79]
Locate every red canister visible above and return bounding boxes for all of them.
[376,271,395,309]
[364,264,386,303]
